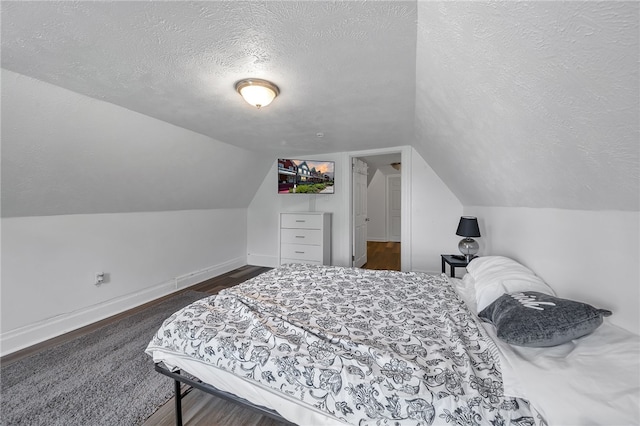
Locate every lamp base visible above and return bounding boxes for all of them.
[458,238,479,262]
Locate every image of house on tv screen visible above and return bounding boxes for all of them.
[278,159,335,194]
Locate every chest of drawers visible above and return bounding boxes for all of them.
[280,212,331,265]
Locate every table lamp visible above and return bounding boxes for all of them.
[456,216,481,262]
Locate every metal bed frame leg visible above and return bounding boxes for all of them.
[174,370,183,426]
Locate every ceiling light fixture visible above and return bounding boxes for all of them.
[390,162,401,171]
[235,78,279,109]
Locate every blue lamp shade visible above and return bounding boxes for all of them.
[456,216,480,261]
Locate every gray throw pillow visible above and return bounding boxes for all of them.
[478,291,612,347]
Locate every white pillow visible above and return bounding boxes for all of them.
[466,256,555,312]
[466,255,536,281]
[448,274,478,313]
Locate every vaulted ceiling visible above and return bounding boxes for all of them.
[2,1,638,215]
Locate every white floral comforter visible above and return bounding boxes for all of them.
[146,264,545,426]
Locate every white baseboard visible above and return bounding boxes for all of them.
[247,253,279,268]
[0,257,245,357]
[367,237,387,242]
[175,257,245,289]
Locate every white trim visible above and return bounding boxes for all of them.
[367,237,387,242]
[247,253,279,268]
[351,156,357,266]
[347,146,412,272]
[175,257,245,289]
[0,257,245,357]
[400,146,412,272]
[386,174,401,243]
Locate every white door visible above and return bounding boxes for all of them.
[352,158,368,267]
[387,175,401,242]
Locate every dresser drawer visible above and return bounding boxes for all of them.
[280,228,322,245]
[280,244,323,261]
[281,213,323,229]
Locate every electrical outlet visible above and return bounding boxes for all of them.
[95,272,105,285]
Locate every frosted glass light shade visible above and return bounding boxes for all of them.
[235,79,279,108]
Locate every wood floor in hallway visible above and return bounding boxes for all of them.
[362,241,401,271]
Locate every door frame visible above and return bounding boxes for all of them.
[352,157,368,267]
[386,173,402,242]
[348,146,412,271]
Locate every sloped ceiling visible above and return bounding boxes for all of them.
[2,70,273,217]
[414,2,639,211]
[1,1,638,216]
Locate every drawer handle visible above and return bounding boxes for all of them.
[295,220,306,222]
[295,251,305,254]
[295,236,305,238]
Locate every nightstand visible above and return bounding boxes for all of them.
[441,254,475,278]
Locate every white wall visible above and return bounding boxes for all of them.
[410,149,463,273]
[247,153,346,267]
[1,70,273,355]
[247,146,463,273]
[366,169,388,241]
[465,206,640,334]
[1,209,247,355]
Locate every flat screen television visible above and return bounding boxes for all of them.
[278,159,335,194]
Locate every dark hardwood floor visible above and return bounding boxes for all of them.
[3,250,400,425]
[362,241,401,271]
[146,384,288,426]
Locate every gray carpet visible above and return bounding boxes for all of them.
[1,290,207,426]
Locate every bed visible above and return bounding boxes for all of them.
[146,259,639,425]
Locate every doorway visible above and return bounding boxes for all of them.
[351,151,403,271]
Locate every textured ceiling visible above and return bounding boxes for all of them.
[2,1,638,215]
[1,1,417,155]
[414,1,639,210]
